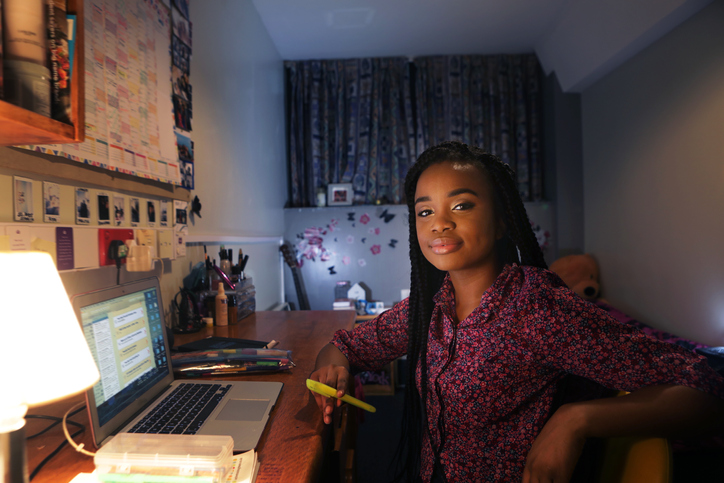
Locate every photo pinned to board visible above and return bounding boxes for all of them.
[159,200,169,227]
[173,95,192,131]
[130,197,140,227]
[75,187,90,224]
[172,7,192,48]
[14,176,35,222]
[180,161,194,189]
[147,200,157,227]
[172,65,191,102]
[172,0,189,20]
[113,195,125,226]
[97,192,111,225]
[174,200,188,257]
[174,200,188,227]
[171,35,190,74]
[43,181,60,223]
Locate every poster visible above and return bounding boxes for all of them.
[113,194,126,226]
[75,188,90,224]
[97,191,110,225]
[130,197,140,227]
[14,177,35,222]
[43,182,61,223]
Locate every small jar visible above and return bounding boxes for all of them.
[316,188,326,207]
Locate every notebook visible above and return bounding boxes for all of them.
[71,277,282,452]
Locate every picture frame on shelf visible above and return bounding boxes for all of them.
[327,183,353,206]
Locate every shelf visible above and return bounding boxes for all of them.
[0,0,84,145]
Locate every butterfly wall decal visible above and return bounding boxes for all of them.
[328,266,337,275]
[389,239,398,248]
[379,209,395,223]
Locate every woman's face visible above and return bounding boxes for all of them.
[414,161,503,275]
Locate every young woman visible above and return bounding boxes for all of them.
[310,141,724,483]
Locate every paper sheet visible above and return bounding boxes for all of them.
[226,450,258,483]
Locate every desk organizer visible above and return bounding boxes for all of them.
[198,277,256,323]
[94,433,233,483]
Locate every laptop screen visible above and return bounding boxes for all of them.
[79,285,169,427]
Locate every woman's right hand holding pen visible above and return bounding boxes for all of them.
[309,343,351,425]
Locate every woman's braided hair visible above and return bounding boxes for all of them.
[392,141,546,481]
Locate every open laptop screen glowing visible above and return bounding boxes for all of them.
[79,286,168,427]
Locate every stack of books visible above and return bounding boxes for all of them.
[333,298,355,310]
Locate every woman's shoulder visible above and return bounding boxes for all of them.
[503,264,581,307]
[505,264,568,292]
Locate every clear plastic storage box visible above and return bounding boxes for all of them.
[94,433,234,483]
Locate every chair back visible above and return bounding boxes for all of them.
[596,392,672,483]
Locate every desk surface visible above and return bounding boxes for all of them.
[26,310,355,483]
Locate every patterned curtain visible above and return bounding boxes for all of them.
[415,55,543,201]
[286,54,543,206]
[286,58,420,207]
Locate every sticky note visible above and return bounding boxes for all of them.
[158,230,174,259]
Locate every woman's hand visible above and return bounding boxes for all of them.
[309,364,350,424]
[309,344,351,425]
[523,404,586,483]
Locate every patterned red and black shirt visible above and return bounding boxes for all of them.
[331,264,724,482]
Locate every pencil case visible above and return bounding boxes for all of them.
[94,433,233,483]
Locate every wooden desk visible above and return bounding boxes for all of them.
[26,310,356,483]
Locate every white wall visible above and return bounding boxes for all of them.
[543,73,584,258]
[581,1,724,345]
[189,0,286,310]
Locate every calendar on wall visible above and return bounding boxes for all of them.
[23,0,193,188]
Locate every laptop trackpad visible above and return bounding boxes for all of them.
[215,399,269,421]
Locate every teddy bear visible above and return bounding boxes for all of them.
[548,253,601,301]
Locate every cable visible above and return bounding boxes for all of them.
[62,402,96,457]
[153,257,165,277]
[26,407,85,439]
[28,403,91,481]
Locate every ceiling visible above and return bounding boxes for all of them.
[251,0,713,92]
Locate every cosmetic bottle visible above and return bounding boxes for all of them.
[219,250,231,278]
[227,294,237,325]
[215,283,228,326]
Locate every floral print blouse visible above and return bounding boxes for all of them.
[331,264,724,482]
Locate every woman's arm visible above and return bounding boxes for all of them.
[309,343,351,425]
[523,384,724,483]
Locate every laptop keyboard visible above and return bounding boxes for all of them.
[128,383,232,435]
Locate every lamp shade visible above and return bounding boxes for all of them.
[0,252,100,408]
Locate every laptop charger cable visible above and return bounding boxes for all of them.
[108,240,128,285]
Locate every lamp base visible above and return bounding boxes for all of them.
[1,425,27,483]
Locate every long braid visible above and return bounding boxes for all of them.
[392,141,545,482]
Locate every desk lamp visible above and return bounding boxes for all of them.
[0,252,100,483]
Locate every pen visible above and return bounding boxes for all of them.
[265,340,279,349]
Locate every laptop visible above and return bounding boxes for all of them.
[72,277,282,452]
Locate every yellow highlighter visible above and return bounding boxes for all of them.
[306,379,377,413]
